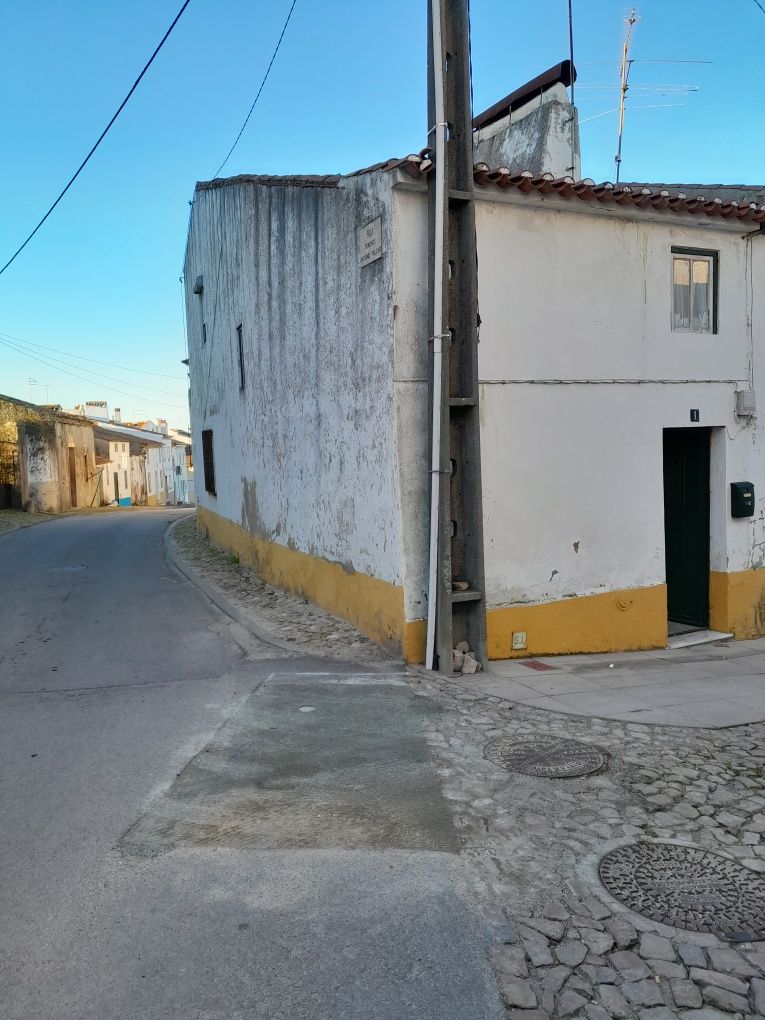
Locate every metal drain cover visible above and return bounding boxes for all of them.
[600,843,765,940]
[483,737,605,778]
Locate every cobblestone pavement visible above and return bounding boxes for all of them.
[412,671,765,1019]
[171,514,394,665]
[0,509,62,531]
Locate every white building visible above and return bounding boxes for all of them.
[184,63,765,663]
[96,436,132,506]
[168,426,194,503]
[92,420,165,506]
[73,402,190,508]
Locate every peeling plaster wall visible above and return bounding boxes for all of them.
[474,84,580,179]
[392,188,430,623]
[0,398,96,512]
[53,422,99,511]
[131,455,147,506]
[19,422,59,512]
[185,173,402,593]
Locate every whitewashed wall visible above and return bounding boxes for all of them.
[392,180,764,614]
[101,441,131,504]
[476,199,760,607]
[185,173,403,585]
[171,444,188,503]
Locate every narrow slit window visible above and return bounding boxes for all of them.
[202,429,215,495]
[671,250,717,334]
[236,323,245,390]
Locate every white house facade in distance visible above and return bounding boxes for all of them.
[72,402,191,508]
[184,62,765,664]
[97,437,132,506]
[168,426,194,503]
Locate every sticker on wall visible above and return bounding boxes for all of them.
[358,217,383,267]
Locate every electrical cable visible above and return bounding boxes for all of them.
[753,0,765,16]
[0,335,185,396]
[212,0,298,178]
[0,329,185,379]
[0,0,192,278]
[0,337,188,412]
[568,0,575,107]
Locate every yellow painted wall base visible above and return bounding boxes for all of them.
[710,568,765,639]
[196,507,673,664]
[486,584,668,659]
[198,506,427,659]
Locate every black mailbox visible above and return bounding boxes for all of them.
[731,481,755,518]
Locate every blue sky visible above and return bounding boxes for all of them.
[1,1,762,425]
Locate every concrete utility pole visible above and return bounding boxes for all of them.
[426,0,487,672]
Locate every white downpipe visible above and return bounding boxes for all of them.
[425,0,447,671]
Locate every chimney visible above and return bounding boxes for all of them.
[473,61,580,180]
[113,407,122,423]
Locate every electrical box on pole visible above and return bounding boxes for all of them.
[426,0,487,672]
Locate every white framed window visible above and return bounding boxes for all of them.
[671,249,717,334]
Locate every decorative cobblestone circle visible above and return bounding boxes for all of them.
[600,842,765,940]
[483,736,605,778]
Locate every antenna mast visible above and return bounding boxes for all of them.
[615,9,639,183]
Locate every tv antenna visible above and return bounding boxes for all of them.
[615,9,639,183]
[28,377,50,403]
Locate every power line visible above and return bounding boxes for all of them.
[0,337,188,412]
[0,0,193,279]
[568,0,575,107]
[0,335,185,396]
[753,0,765,16]
[213,0,298,178]
[0,329,185,379]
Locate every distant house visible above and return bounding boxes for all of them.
[184,62,765,661]
[168,426,194,503]
[71,402,191,507]
[92,427,138,507]
[0,394,98,512]
[125,418,181,506]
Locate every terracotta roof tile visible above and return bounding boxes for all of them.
[396,158,765,224]
[193,162,765,225]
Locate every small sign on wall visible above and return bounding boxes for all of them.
[358,217,383,267]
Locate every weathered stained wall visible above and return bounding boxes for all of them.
[474,84,580,179]
[131,454,147,506]
[392,181,765,655]
[185,173,405,649]
[0,397,97,512]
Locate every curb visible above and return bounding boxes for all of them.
[163,516,308,656]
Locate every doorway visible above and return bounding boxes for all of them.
[663,428,711,629]
[68,447,78,507]
[114,471,120,504]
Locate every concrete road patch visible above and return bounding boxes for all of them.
[122,672,460,855]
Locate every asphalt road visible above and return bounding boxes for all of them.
[0,511,504,1020]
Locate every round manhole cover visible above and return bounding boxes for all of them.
[600,843,765,940]
[483,737,605,778]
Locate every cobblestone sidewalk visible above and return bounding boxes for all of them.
[170,514,394,665]
[412,672,765,1019]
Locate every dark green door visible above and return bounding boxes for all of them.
[663,428,710,627]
